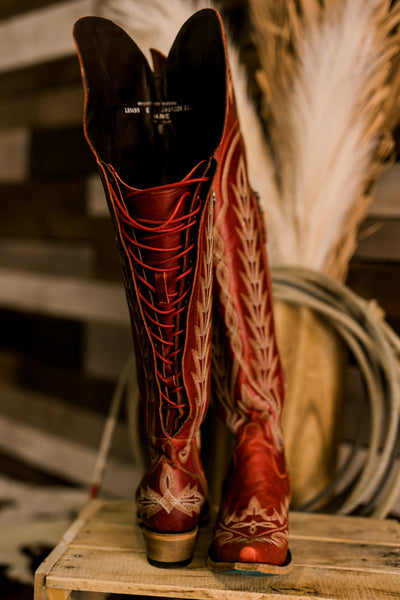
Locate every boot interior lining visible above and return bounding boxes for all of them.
[74,11,226,188]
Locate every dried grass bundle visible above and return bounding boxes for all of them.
[249,0,400,280]
[248,0,400,508]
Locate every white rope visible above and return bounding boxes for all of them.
[272,265,400,518]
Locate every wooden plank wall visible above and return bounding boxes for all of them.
[0,0,139,496]
[0,0,399,507]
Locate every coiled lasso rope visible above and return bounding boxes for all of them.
[271,265,400,518]
[91,266,400,518]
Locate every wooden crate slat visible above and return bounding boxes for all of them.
[84,499,138,525]
[82,501,400,548]
[289,511,400,546]
[67,517,400,570]
[35,500,400,600]
[70,521,142,553]
[34,500,101,600]
[289,538,400,573]
[69,505,400,560]
[46,546,400,598]
[44,531,400,600]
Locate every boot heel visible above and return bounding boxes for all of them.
[143,527,198,568]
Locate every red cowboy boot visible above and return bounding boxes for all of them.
[207,11,292,574]
[73,10,226,567]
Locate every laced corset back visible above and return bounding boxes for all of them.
[109,169,209,433]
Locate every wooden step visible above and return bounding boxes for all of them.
[35,499,400,600]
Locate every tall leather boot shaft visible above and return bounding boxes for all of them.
[73,9,227,566]
[101,160,215,537]
[208,12,292,574]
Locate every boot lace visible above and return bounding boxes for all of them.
[110,174,209,416]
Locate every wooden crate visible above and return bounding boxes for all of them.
[34,499,400,600]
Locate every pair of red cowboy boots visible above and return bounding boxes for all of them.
[73,8,291,574]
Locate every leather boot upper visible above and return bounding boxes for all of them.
[73,10,227,534]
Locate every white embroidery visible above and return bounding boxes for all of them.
[215,496,289,549]
[137,463,203,518]
[213,132,243,431]
[214,131,283,442]
[190,198,213,434]
[231,155,284,449]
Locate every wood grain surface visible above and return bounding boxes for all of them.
[35,500,400,600]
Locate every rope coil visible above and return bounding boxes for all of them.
[272,266,400,518]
